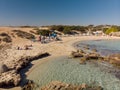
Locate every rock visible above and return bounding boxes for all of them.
[109,54,120,60]
[80,57,87,64]
[83,45,90,50]
[40,81,103,90]
[81,83,87,89]
[5,52,50,71]
[0,70,20,87]
[78,49,85,54]
[107,54,120,68]
[0,63,8,74]
[86,53,100,60]
[92,48,97,52]
[22,80,37,90]
[0,52,50,87]
[70,50,84,58]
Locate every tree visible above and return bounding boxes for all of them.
[103,28,108,33]
[63,27,72,34]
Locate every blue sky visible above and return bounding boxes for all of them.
[0,0,120,26]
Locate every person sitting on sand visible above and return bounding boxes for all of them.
[16,46,23,50]
[17,46,20,50]
[24,45,29,50]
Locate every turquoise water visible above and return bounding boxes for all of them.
[27,40,120,90]
[28,56,120,90]
[78,39,120,56]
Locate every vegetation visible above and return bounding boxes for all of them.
[0,33,12,43]
[2,37,12,43]
[19,26,37,28]
[63,27,72,34]
[12,30,35,39]
[0,33,9,37]
[29,30,38,35]
[50,25,87,34]
[103,28,108,33]
[36,29,50,36]
[105,27,119,34]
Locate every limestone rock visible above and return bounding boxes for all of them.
[0,63,8,74]
[0,70,21,87]
[40,81,103,90]
[70,50,84,58]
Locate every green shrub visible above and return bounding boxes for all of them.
[0,33,9,37]
[0,33,12,43]
[37,30,50,36]
[12,30,35,39]
[63,27,72,34]
[105,27,118,34]
[2,37,12,43]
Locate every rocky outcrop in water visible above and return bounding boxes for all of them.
[71,48,120,69]
[40,81,103,90]
[107,54,120,68]
[22,80,38,90]
[70,49,102,64]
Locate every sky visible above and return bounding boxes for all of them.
[0,0,120,26]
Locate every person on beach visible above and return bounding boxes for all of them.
[48,33,51,41]
[24,45,29,50]
[39,35,41,42]
[17,46,20,50]
[16,46,23,50]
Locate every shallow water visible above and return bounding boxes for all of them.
[27,39,120,90]
[28,56,120,90]
[77,39,120,56]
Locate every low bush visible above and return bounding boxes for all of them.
[12,30,35,39]
[2,37,12,43]
[0,33,9,37]
[0,33,12,43]
[37,30,50,36]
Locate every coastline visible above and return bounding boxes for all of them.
[26,36,120,79]
[1,36,120,90]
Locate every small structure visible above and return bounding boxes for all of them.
[93,31,104,36]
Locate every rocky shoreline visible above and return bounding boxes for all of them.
[71,43,120,79]
[21,80,103,90]
[0,44,50,88]
[0,35,120,90]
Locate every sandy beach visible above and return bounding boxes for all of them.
[26,35,120,75]
[1,35,120,90]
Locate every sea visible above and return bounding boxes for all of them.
[27,39,120,90]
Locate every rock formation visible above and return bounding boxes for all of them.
[0,70,20,87]
[0,63,8,74]
[0,52,49,88]
[40,81,103,90]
